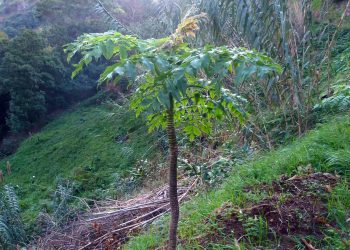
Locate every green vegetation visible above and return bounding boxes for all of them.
[66,14,281,247]
[0,0,349,248]
[312,0,350,28]
[0,185,26,248]
[0,0,160,154]
[0,99,157,224]
[0,30,68,132]
[125,115,350,249]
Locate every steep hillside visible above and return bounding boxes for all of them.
[0,97,159,225]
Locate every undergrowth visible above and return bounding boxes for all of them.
[125,114,350,249]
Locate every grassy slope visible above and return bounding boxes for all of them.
[0,99,157,224]
[125,115,350,249]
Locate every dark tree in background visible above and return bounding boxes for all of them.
[0,30,67,132]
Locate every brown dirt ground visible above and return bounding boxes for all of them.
[193,172,339,249]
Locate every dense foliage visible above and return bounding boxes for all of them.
[0,0,177,150]
[66,31,280,137]
[0,0,349,248]
[0,30,67,132]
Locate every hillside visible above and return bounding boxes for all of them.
[125,115,350,249]
[0,97,159,225]
[0,0,349,249]
[0,0,161,157]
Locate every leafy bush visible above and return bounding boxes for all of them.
[179,157,234,186]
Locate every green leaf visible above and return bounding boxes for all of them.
[190,58,202,69]
[71,63,83,79]
[215,108,224,119]
[91,46,103,61]
[172,67,185,81]
[101,39,115,60]
[119,45,128,61]
[193,126,201,136]
[184,125,202,141]
[141,57,155,72]
[155,56,169,71]
[99,63,119,82]
[125,61,136,81]
[199,53,210,68]
[157,91,170,108]
[114,67,125,75]
[185,72,197,84]
[176,79,188,96]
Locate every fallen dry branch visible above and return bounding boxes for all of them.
[302,238,317,250]
[33,177,198,250]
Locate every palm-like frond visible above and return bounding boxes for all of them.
[198,0,324,136]
[94,0,131,34]
[201,0,312,53]
[149,0,204,37]
[153,0,183,35]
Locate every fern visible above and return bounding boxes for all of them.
[326,149,350,177]
[0,219,11,248]
[52,182,74,227]
[315,84,350,113]
[0,185,26,249]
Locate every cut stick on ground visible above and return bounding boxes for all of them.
[32,177,198,250]
[79,177,199,250]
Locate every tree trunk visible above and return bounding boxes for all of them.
[167,94,179,250]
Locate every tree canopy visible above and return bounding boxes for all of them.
[0,30,66,132]
[65,30,282,140]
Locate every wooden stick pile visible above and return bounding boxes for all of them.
[34,177,198,250]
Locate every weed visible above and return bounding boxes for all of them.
[240,215,269,247]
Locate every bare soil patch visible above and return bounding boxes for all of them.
[196,172,339,249]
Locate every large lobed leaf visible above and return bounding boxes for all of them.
[65,31,281,140]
